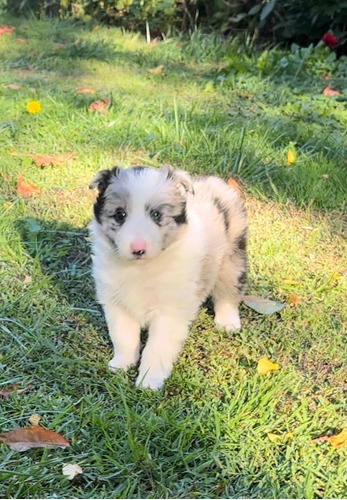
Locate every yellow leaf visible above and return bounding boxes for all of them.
[267,432,282,442]
[29,413,41,426]
[257,357,279,374]
[287,149,295,164]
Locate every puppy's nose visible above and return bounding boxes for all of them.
[131,240,147,256]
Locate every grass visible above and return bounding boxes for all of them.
[0,15,347,499]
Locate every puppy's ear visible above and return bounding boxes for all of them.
[89,167,120,192]
[163,165,194,196]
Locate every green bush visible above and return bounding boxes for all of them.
[1,0,346,48]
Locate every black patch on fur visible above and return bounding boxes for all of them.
[213,197,229,232]
[236,229,247,251]
[237,270,247,293]
[92,168,119,224]
[132,166,147,174]
[173,204,187,225]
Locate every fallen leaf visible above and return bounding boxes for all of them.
[287,149,295,164]
[24,275,32,283]
[323,84,341,97]
[17,174,41,198]
[322,72,330,80]
[321,174,329,179]
[150,37,160,48]
[62,463,83,480]
[25,152,75,167]
[257,358,279,375]
[6,83,22,90]
[0,425,70,451]
[267,432,282,442]
[287,292,300,307]
[16,38,27,44]
[88,99,110,113]
[227,176,239,192]
[267,431,293,442]
[243,295,285,315]
[0,25,15,37]
[313,428,347,448]
[147,65,164,75]
[0,384,31,398]
[76,87,95,94]
[92,25,99,32]
[29,414,41,426]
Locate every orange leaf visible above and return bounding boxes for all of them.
[0,25,15,36]
[76,87,95,94]
[313,429,347,448]
[323,84,341,97]
[25,152,75,167]
[148,65,164,75]
[0,425,70,451]
[287,292,300,307]
[0,384,31,398]
[16,38,27,44]
[227,177,239,192]
[88,99,110,113]
[17,174,41,198]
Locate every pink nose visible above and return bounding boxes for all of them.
[130,239,147,255]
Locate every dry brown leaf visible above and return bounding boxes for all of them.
[148,65,164,75]
[26,152,75,167]
[227,176,239,192]
[88,99,110,113]
[313,429,347,448]
[0,25,15,36]
[287,292,300,307]
[16,38,27,44]
[0,425,70,451]
[6,83,22,90]
[0,384,31,398]
[323,84,341,97]
[76,87,95,95]
[17,174,41,198]
[92,25,100,32]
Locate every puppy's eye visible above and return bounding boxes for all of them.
[114,208,127,224]
[151,210,162,224]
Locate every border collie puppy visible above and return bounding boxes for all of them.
[89,166,247,389]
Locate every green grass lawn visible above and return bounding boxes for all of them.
[0,16,347,499]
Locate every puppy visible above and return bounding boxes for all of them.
[89,165,247,389]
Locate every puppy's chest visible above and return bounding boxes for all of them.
[104,260,198,322]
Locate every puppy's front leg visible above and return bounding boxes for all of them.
[136,315,190,390]
[104,304,141,372]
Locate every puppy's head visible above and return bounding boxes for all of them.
[90,165,193,260]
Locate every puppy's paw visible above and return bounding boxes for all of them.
[135,371,165,390]
[108,354,135,372]
[215,307,241,332]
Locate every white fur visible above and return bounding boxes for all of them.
[89,167,247,389]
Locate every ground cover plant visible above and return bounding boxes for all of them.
[0,17,346,499]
